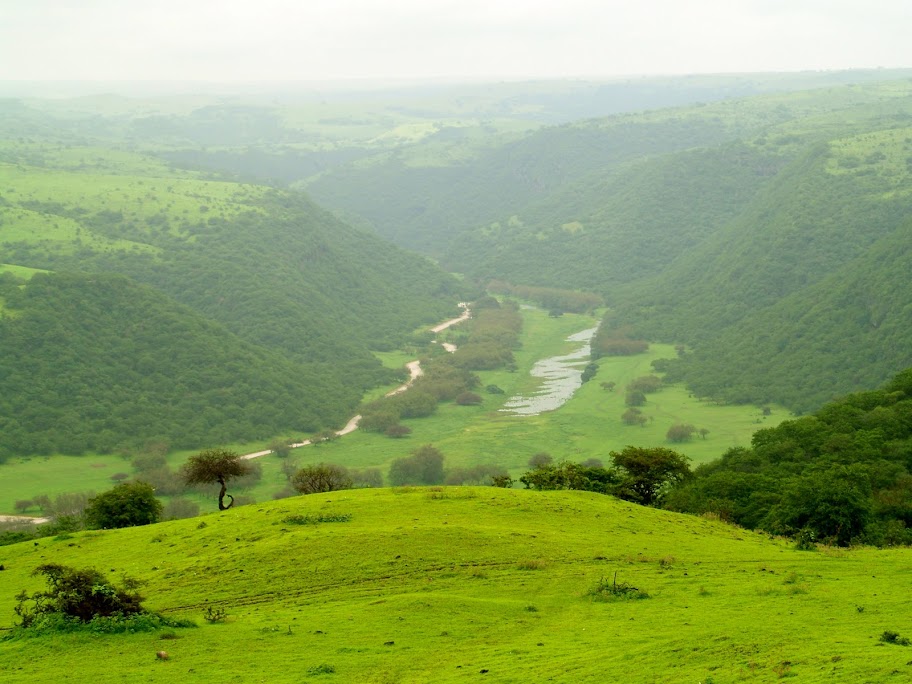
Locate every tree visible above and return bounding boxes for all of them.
[388,445,445,486]
[698,428,710,440]
[622,408,648,426]
[269,440,292,459]
[291,463,353,494]
[181,448,251,510]
[610,446,691,506]
[84,481,163,529]
[528,452,554,469]
[625,390,646,407]
[666,423,697,443]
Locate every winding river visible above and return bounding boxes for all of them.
[500,326,598,416]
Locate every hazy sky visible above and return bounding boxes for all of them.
[2,0,910,83]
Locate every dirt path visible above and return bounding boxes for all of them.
[242,305,467,461]
[3,305,472,523]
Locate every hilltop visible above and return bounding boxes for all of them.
[1,487,910,683]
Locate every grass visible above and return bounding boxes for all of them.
[1,487,910,682]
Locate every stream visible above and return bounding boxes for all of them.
[500,326,598,416]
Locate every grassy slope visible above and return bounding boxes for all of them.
[1,488,910,683]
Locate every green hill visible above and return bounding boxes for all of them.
[0,272,353,458]
[1,488,911,682]
[0,146,464,455]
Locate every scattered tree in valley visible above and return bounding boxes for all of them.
[84,481,162,529]
[611,446,691,506]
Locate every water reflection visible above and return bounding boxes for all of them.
[501,327,598,416]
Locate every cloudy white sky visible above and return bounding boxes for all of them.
[1,0,910,83]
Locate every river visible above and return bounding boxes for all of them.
[500,326,598,416]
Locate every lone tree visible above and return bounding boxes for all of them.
[610,446,691,507]
[182,448,251,510]
[85,481,162,529]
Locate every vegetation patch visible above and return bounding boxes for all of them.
[587,573,650,602]
[282,513,353,525]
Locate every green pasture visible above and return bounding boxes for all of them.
[1,487,911,683]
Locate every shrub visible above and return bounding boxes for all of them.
[84,481,162,529]
[880,631,911,646]
[528,452,553,469]
[349,467,384,488]
[291,463,353,495]
[587,573,650,601]
[389,445,445,486]
[15,564,145,628]
[385,424,412,438]
[627,375,663,393]
[485,384,505,394]
[162,497,200,520]
[491,474,515,488]
[455,391,483,406]
[625,390,646,407]
[666,423,697,443]
[622,408,648,426]
[445,464,509,486]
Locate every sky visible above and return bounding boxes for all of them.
[1,0,910,84]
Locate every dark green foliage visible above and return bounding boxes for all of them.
[625,390,646,407]
[880,631,911,646]
[580,363,598,383]
[0,273,348,454]
[84,481,162,529]
[291,464,353,495]
[14,564,145,628]
[388,445,445,486]
[668,369,912,545]
[519,461,618,494]
[611,447,691,506]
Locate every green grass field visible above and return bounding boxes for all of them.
[1,487,910,683]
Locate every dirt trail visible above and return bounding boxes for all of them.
[4,305,471,523]
[242,305,467,461]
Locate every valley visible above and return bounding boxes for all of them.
[3,69,912,683]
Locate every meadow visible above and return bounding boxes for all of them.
[1,487,910,683]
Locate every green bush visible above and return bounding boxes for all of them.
[85,481,163,529]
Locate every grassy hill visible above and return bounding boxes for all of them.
[1,487,911,682]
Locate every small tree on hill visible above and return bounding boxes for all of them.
[84,481,162,529]
[610,446,691,507]
[182,448,251,510]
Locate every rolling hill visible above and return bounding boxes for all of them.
[1,487,910,682]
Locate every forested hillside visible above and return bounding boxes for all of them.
[669,367,912,547]
[0,273,350,458]
[304,78,912,413]
[0,143,465,455]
